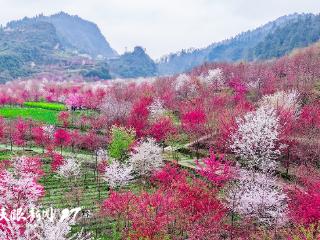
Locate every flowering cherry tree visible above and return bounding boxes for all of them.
[102,160,133,189]
[149,117,175,147]
[148,98,166,121]
[196,150,233,187]
[129,138,163,180]
[100,95,132,123]
[175,73,190,92]
[230,105,283,172]
[65,93,83,110]
[0,170,44,209]
[54,129,71,154]
[43,125,55,139]
[259,90,300,113]
[96,148,108,163]
[226,170,288,226]
[199,68,224,88]
[50,152,64,172]
[13,118,28,147]
[33,126,53,152]
[57,158,81,179]
[181,108,207,158]
[12,156,44,180]
[58,111,70,128]
[288,174,320,225]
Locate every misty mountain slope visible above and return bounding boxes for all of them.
[0,21,62,81]
[40,12,118,58]
[157,13,320,76]
[252,14,320,59]
[7,12,118,59]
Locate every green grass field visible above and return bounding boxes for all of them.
[0,107,59,124]
[24,101,67,111]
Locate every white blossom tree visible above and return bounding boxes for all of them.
[100,96,132,122]
[57,158,81,179]
[230,105,283,172]
[29,219,90,240]
[199,68,224,87]
[148,98,166,121]
[0,170,44,209]
[175,73,190,92]
[43,125,55,140]
[102,160,133,189]
[226,169,288,226]
[96,148,108,163]
[259,90,300,114]
[129,138,164,179]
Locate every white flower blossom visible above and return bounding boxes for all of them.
[259,90,300,114]
[175,73,190,91]
[199,68,224,87]
[148,98,166,120]
[226,170,288,226]
[42,125,55,139]
[57,158,81,179]
[100,96,132,122]
[230,105,282,172]
[129,138,164,178]
[103,161,133,189]
[0,170,43,210]
[96,148,108,163]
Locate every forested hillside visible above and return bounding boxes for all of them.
[158,13,320,75]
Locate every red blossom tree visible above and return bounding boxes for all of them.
[196,149,233,187]
[102,164,226,239]
[13,118,28,148]
[288,179,320,226]
[181,108,207,158]
[58,111,70,128]
[50,152,64,172]
[54,129,71,154]
[32,126,52,152]
[148,117,175,145]
[127,96,152,137]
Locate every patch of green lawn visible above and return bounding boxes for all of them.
[0,150,11,161]
[0,107,59,124]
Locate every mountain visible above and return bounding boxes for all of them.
[0,13,157,82]
[252,14,320,59]
[2,12,319,82]
[108,46,157,78]
[157,13,320,75]
[0,20,61,81]
[7,12,118,59]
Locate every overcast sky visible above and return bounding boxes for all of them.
[0,0,319,59]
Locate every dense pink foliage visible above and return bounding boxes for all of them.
[196,150,233,186]
[289,179,320,225]
[54,128,71,149]
[102,164,226,239]
[148,117,175,143]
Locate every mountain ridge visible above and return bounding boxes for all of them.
[157,13,320,75]
[6,12,118,59]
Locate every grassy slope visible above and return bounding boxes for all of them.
[0,107,59,124]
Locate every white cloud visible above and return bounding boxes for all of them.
[0,0,319,59]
